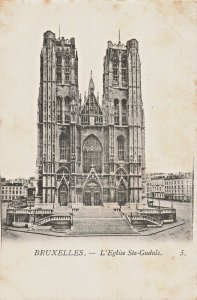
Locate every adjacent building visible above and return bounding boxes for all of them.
[1,177,36,203]
[146,172,192,201]
[165,172,192,201]
[36,31,145,207]
[1,181,27,202]
[145,173,166,199]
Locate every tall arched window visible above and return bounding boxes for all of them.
[64,96,71,123]
[56,54,62,83]
[114,98,119,125]
[57,97,62,123]
[59,132,70,161]
[117,136,125,161]
[122,99,128,125]
[83,135,102,173]
[65,56,70,83]
[121,54,127,86]
[113,54,119,83]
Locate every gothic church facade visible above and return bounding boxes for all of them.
[36,31,145,207]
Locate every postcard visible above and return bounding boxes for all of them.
[0,1,196,299]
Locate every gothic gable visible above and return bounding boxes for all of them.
[81,94,102,117]
[81,73,103,125]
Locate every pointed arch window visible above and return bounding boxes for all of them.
[56,167,70,181]
[59,132,70,161]
[83,136,102,173]
[114,98,119,125]
[122,99,128,125]
[57,97,62,123]
[56,55,62,83]
[117,136,125,161]
[64,97,71,123]
[65,56,70,83]
[113,54,119,83]
[121,54,127,85]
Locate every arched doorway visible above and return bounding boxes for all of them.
[117,183,127,206]
[58,183,68,206]
[83,181,102,206]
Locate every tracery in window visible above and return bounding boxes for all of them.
[114,98,119,125]
[115,168,128,181]
[64,96,71,123]
[117,135,125,161]
[56,55,62,83]
[113,54,119,82]
[121,54,127,85]
[56,167,70,181]
[122,99,128,125]
[59,132,70,161]
[65,56,70,83]
[83,135,102,173]
[57,97,62,123]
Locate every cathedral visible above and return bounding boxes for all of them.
[36,30,145,208]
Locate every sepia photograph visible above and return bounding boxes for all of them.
[0,1,196,299]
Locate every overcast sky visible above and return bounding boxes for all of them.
[0,0,196,179]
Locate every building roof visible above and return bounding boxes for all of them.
[2,183,23,187]
[165,173,192,180]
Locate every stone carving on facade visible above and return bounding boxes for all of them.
[36,31,145,206]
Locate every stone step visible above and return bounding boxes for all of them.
[74,211,121,218]
[77,206,116,211]
[72,218,132,234]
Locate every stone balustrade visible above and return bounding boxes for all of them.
[137,208,176,214]
[35,215,72,226]
[7,208,54,215]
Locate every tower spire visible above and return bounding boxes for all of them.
[88,71,95,95]
[118,29,121,44]
[59,24,61,40]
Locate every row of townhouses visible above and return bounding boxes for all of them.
[1,177,36,202]
[146,172,192,201]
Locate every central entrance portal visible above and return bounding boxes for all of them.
[58,184,68,206]
[117,183,127,206]
[83,181,102,206]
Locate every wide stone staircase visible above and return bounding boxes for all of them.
[72,206,133,234]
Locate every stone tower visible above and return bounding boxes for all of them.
[102,38,145,203]
[36,31,79,206]
[36,31,145,207]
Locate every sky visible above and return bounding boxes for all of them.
[0,0,196,179]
